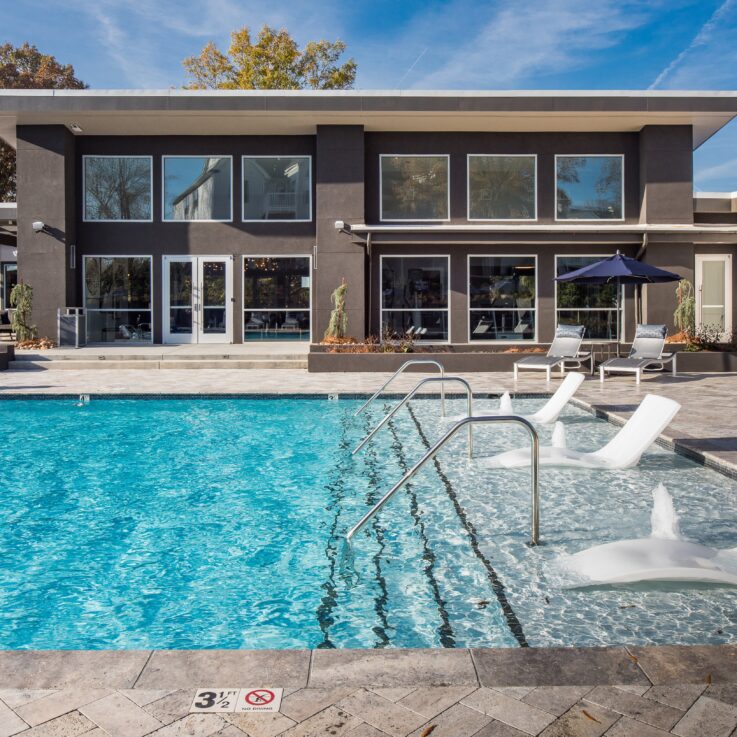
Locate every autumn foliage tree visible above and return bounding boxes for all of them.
[0,42,86,201]
[183,25,356,90]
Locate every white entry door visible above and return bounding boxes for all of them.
[695,254,732,339]
[163,256,233,343]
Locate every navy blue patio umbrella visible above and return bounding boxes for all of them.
[555,251,682,346]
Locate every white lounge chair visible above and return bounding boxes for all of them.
[600,324,677,384]
[477,394,680,470]
[514,325,593,381]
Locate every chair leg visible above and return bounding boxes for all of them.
[672,356,677,377]
[546,366,551,382]
[513,364,518,381]
[600,366,605,383]
[636,369,641,385]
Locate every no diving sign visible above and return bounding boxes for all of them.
[191,687,283,714]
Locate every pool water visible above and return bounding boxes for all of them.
[0,395,735,650]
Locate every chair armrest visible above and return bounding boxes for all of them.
[576,351,592,358]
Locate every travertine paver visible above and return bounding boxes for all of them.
[0,690,57,709]
[369,688,416,703]
[143,691,196,725]
[584,685,683,730]
[629,645,737,685]
[405,703,492,737]
[604,716,673,737]
[521,686,593,717]
[344,724,389,737]
[79,692,163,737]
[280,687,357,722]
[461,688,556,735]
[705,683,737,707]
[0,699,27,737]
[16,711,96,737]
[670,695,737,737]
[146,713,226,737]
[473,722,529,737]
[15,689,110,727]
[538,702,619,737]
[120,690,174,708]
[337,690,427,737]
[644,684,706,711]
[278,705,358,737]
[396,686,477,719]
[224,710,297,737]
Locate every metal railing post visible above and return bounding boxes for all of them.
[346,415,540,546]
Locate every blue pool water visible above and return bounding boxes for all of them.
[0,394,736,650]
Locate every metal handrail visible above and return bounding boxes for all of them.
[353,376,474,457]
[347,415,540,546]
[354,360,446,417]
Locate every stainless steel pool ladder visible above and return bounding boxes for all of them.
[353,376,474,456]
[354,360,446,417]
[346,415,541,546]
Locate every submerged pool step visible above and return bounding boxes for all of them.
[8,358,308,370]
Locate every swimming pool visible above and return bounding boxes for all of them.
[0,394,735,650]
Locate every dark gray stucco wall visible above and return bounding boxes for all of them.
[16,125,76,339]
[315,125,366,340]
[639,125,693,225]
[642,242,694,330]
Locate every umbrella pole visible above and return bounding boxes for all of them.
[617,277,621,357]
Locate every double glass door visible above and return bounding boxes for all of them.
[163,256,232,343]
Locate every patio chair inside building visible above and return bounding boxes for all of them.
[513,324,594,381]
[599,324,676,384]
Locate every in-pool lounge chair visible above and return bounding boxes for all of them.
[477,394,680,470]
[513,325,593,381]
[599,324,676,384]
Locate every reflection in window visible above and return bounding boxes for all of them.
[469,257,536,341]
[163,157,232,221]
[381,156,449,220]
[381,256,449,341]
[468,156,536,220]
[243,157,311,220]
[556,156,623,220]
[2,263,17,310]
[556,256,621,340]
[84,256,152,343]
[83,157,152,221]
[243,257,311,341]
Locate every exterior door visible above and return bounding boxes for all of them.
[163,256,232,343]
[695,254,732,339]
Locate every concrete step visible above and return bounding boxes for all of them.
[9,359,308,371]
[14,352,307,362]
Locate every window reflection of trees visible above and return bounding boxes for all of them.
[556,156,622,219]
[84,158,151,220]
[382,156,448,220]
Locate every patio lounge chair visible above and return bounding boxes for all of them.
[513,325,593,381]
[599,324,676,384]
[477,393,680,470]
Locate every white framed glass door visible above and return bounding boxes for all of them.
[695,254,732,339]
[163,255,233,343]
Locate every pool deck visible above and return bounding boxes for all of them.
[2,368,737,736]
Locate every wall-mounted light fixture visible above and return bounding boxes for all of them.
[32,221,51,234]
[69,123,83,134]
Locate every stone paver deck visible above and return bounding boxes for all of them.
[2,368,737,735]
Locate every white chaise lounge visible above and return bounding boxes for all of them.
[514,325,593,381]
[477,393,680,470]
[599,324,677,384]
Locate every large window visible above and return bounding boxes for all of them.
[84,256,152,343]
[243,156,311,221]
[556,255,621,340]
[243,257,311,341]
[381,256,449,342]
[556,155,623,220]
[83,156,152,221]
[2,263,17,310]
[163,156,232,221]
[469,256,536,341]
[468,155,536,220]
[380,155,449,221]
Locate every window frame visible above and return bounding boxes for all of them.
[379,154,451,223]
[554,253,625,343]
[379,254,451,344]
[82,254,154,344]
[162,154,234,223]
[241,155,313,223]
[554,154,625,223]
[467,254,538,344]
[242,253,313,343]
[82,155,154,223]
[466,154,538,222]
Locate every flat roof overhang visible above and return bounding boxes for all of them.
[1,89,737,148]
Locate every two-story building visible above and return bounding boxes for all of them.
[1,89,737,352]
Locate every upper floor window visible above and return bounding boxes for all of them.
[555,155,623,220]
[242,156,312,221]
[467,155,536,220]
[380,155,449,221]
[83,156,152,222]
[163,156,232,222]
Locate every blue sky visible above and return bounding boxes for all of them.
[5,0,737,190]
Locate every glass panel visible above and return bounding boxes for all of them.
[84,157,151,221]
[244,257,310,309]
[202,261,226,307]
[469,256,536,309]
[169,308,192,335]
[556,257,618,308]
[243,311,310,341]
[3,264,17,310]
[557,310,618,341]
[243,157,311,220]
[468,156,536,219]
[202,308,226,334]
[381,257,448,309]
[169,261,192,307]
[163,157,231,220]
[381,156,449,220]
[470,310,536,341]
[86,310,152,343]
[701,261,725,306]
[84,257,151,311]
[556,156,623,220]
[381,311,448,341]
